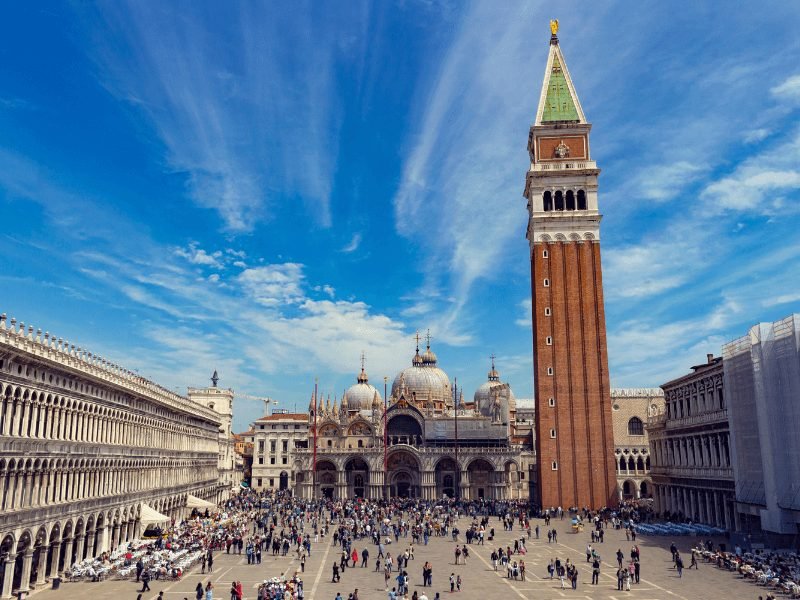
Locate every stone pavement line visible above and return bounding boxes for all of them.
[309,536,334,599]
[144,565,231,600]
[554,540,689,600]
[471,542,527,600]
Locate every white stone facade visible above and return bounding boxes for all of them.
[188,384,237,493]
[250,412,309,492]
[0,314,227,598]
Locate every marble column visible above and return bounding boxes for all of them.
[49,541,62,578]
[1,557,15,600]
[61,538,73,572]
[35,547,48,585]
[75,533,87,562]
[19,549,34,592]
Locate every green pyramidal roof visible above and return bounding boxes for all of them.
[541,55,580,123]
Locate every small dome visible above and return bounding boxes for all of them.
[345,366,381,411]
[421,346,438,365]
[473,360,516,417]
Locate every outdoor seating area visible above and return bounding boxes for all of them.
[634,522,727,536]
[697,548,800,598]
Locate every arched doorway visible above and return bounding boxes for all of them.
[434,457,459,499]
[0,535,15,595]
[344,457,369,498]
[387,451,420,498]
[622,480,636,500]
[467,459,493,500]
[316,460,337,499]
[13,530,32,593]
[640,480,649,498]
[279,471,289,491]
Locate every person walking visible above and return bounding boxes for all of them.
[449,573,455,593]
[676,553,684,578]
[592,557,601,585]
[205,581,214,600]
[456,575,461,592]
[362,548,369,567]
[195,582,204,600]
[140,569,151,592]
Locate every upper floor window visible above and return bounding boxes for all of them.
[628,417,644,436]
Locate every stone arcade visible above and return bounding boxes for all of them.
[0,314,232,598]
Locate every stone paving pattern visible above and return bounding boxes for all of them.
[32,515,755,600]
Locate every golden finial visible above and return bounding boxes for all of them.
[550,19,559,36]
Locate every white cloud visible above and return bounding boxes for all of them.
[515,298,532,328]
[174,243,223,269]
[744,128,770,143]
[763,293,800,308]
[702,127,800,213]
[636,161,708,201]
[208,273,220,283]
[771,74,800,103]
[238,264,305,306]
[340,233,362,253]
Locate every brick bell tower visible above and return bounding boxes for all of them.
[524,21,617,509]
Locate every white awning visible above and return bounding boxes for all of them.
[186,494,215,509]
[139,503,170,526]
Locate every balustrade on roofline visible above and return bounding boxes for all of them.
[0,312,218,422]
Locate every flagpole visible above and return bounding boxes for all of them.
[454,377,459,501]
[313,377,318,499]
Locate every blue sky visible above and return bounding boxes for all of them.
[1,2,799,431]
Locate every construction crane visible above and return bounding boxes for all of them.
[236,393,278,417]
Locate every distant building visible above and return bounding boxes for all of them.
[250,411,308,492]
[293,345,533,500]
[611,388,663,501]
[188,373,237,495]
[724,314,800,541]
[648,354,735,530]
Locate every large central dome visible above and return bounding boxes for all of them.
[391,342,452,408]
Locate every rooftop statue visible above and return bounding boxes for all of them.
[550,19,559,35]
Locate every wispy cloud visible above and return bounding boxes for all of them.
[85,3,351,231]
[771,73,800,103]
[340,233,362,254]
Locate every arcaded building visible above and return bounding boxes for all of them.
[610,388,664,501]
[0,314,230,598]
[648,354,735,530]
[293,344,533,501]
[523,23,617,509]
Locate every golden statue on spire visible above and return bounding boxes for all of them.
[550,19,559,35]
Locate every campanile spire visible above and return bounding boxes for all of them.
[524,22,617,509]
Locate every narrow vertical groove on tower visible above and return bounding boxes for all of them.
[524,26,617,509]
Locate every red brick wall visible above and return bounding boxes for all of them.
[532,240,617,509]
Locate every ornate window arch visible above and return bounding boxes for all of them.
[628,417,644,436]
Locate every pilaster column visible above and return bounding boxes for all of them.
[75,533,87,562]
[49,541,62,579]
[61,538,73,572]
[35,546,48,585]
[19,549,34,592]
[0,558,15,600]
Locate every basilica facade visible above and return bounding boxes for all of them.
[293,343,534,501]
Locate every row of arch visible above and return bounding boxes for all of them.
[542,189,587,212]
[0,456,219,513]
[616,455,650,474]
[0,488,217,597]
[301,451,524,501]
[0,382,217,453]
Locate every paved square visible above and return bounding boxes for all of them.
[31,516,752,600]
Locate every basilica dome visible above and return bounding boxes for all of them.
[474,360,516,417]
[344,367,381,411]
[391,344,452,407]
